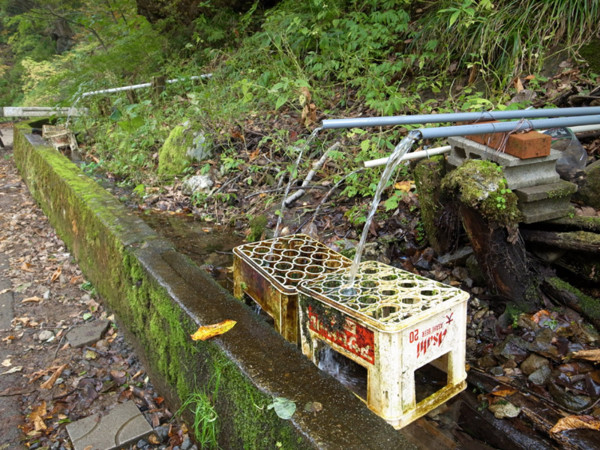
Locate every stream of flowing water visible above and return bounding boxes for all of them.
[345,130,420,287]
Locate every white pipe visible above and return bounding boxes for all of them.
[363,123,600,168]
[79,74,212,98]
[571,124,600,133]
[364,146,451,168]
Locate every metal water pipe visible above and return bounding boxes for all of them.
[322,106,600,129]
[363,122,600,169]
[415,114,600,140]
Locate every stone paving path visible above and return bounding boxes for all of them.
[0,125,194,449]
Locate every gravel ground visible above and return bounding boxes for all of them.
[0,125,195,450]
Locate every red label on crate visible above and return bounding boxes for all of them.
[308,307,375,365]
[408,312,455,359]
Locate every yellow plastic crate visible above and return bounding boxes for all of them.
[233,234,351,344]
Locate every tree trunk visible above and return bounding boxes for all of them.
[459,205,540,310]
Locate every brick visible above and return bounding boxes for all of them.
[464,121,551,159]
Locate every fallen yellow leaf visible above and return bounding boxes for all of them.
[191,320,237,341]
[394,180,413,192]
[551,415,600,434]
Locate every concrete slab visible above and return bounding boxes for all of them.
[515,180,577,224]
[448,136,560,189]
[0,253,14,331]
[0,127,13,148]
[66,401,152,450]
[66,319,110,348]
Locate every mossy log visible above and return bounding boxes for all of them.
[545,215,600,233]
[542,277,600,331]
[413,155,460,254]
[459,206,541,310]
[442,160,539,309]
[521,229,600,253]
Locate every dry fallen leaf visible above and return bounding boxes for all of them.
[394,180,414,192]
[33,415,47,432]
[1,366,23,375]
[50,267,62,283]
[551,415,600,434]
[531,309,550,324]
[30,401,48,432]
[514,77,524,92]
[40,363,67,389]
[20,262,34,272]
[191,320,237,341]
[490,387,517,397]
[571,349,600,363]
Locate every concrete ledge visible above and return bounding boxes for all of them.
[13,124,415,449]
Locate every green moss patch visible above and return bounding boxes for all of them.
[442,160,522,226]
[158,125,190,178]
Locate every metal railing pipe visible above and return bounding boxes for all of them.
[80,74,212,98]
[322,106,600,129]
[416,115,600,140]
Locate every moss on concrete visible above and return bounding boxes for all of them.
[12,124,308,448]
[442,160,522,227]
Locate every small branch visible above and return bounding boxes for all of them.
[244,184,327,200]
[283,142,340,208]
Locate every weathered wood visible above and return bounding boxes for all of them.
[546,215,600,233]
[460,205,540,310]
[542,277,600,331]
[521,229,600,253]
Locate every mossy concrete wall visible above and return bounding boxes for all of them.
[13,125,416,449]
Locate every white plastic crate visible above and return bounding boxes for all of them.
[298,260,469,429]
